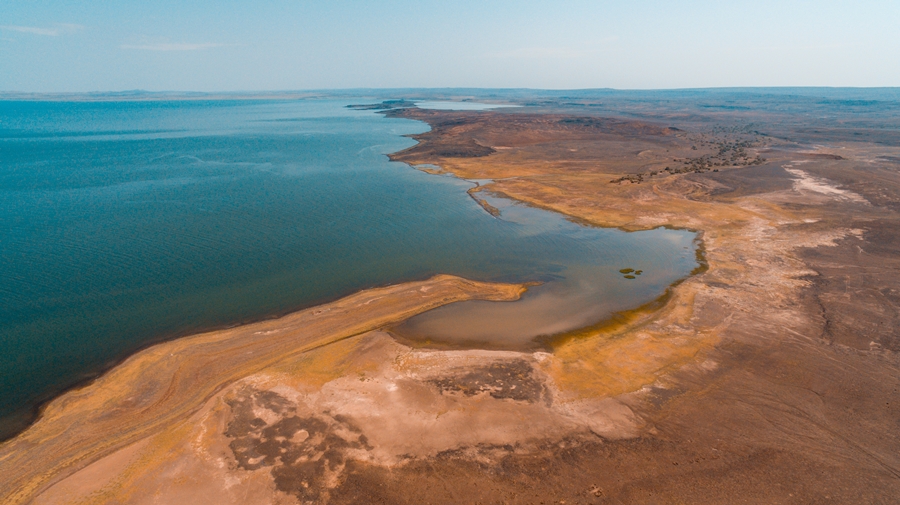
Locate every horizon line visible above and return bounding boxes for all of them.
[2,86,899,102]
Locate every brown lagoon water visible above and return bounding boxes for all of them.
[0,99,698,439]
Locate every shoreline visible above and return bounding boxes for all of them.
[0,267,501,444]
[8,97,894,502]
[541,231,708,350]
[0,275,528,504]
[0,271,505,444]
[384,107,710,355]
[385,111,707,354]
[0,102,703,444]
[1,104,710,503]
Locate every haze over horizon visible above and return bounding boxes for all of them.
[1,1,899,93]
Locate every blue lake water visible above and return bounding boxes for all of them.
[0,99,698,439]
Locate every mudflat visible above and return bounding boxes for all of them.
[3,90,900,504]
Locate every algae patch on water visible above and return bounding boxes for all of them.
[619,268,643,279]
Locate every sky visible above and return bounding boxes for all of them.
[1,0,898,92]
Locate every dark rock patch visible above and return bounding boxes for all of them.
[224,387,370,502]
[428,360,547,403]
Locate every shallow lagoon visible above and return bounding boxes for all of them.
[0,99,697,437]
[393,193,697,349]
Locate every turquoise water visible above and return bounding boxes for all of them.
[0,99,697,439]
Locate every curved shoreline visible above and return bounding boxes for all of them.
[382,107,709,354]
[1,105,710,504]
[0,105,700,445]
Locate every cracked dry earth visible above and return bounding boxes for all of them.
[6,102,900,504]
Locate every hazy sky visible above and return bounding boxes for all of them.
[1,0,898,92]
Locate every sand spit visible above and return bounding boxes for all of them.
[0,275,528,504]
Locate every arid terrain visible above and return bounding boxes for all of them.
[2,90,900,504]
